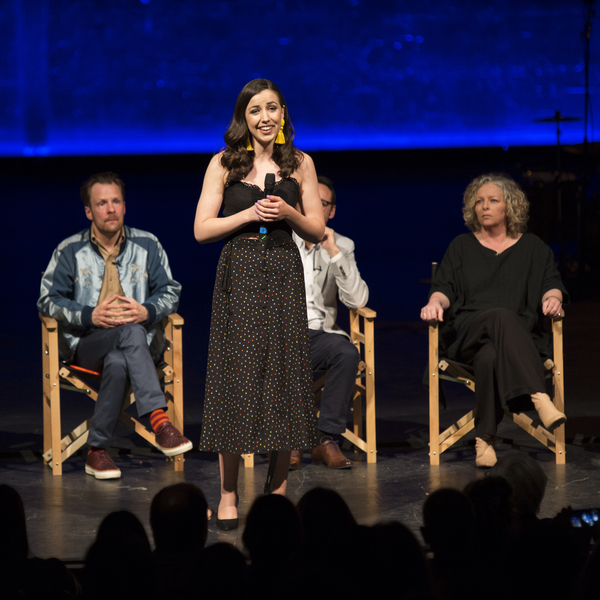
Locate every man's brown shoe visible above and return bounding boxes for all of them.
[154,422,193,457]
[289,450,303,470]
[312,437,353,469]
[85,448,121,480]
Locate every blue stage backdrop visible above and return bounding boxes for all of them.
[2,0,598,156]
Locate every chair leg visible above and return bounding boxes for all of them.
[352,387,363,450]
[243,453,254,468]
[349,308,378,463]
[42,317,63,476]
[363,315,377,463]
[429,322,440,465]
[552,317,566,464]
[165,315,185,471]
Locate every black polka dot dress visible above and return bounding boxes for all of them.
[200,179,316,454]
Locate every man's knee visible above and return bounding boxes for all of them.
[329,339,360,373]
[119,323,148,354]
[118,323,148,346]
[311,332,360,373]
[102,349,128,378]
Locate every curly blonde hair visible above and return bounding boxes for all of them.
[462,173,529,238]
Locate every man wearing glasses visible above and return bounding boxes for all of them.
[292,176,369,469]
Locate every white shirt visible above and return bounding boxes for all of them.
[296,239,343,331]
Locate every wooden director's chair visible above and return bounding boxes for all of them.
[40,313,186,476]
[243,305,377,468]
[427,278,566,466]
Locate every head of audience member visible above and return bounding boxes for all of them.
[490,450,548,520]
[297,486,356,546]
[84,510,154,600]
[464,476,514,546]
[317,175,337,223]
[150,483,209,556]
[243,494,302,572]
[1,485,81,598]
[96,509,151,552]
[360,521,431,599]
[462,173,529,238]
[293,487,358,594]
[197,542,248,595]
[0,484,28,564]
[422,487,476,554]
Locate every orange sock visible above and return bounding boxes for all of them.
[88,445,103,454]
[150,409,169,431]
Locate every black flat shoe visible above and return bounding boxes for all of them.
[216,517,239,531]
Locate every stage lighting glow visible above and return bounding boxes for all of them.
[2,1,598,157]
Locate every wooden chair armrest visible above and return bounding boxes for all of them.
[428,321,439,365]
[353,306,377,319]
[551,314,563,351]
[167,313,184,326]
[39,313,58,330]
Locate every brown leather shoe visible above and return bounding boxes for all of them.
[289,450,303,470]
[154,422,193,457]
[85,448,121,480]
[312,437,353,469]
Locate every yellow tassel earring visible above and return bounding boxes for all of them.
[246,133,254,152]
[275,118,285,145]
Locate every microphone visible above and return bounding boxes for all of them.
[264,173,275,196]
[261,173,276,235]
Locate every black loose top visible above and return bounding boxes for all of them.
[430,233,568,359]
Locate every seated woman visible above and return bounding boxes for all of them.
[420,173,567,467]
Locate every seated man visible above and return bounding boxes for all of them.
[292,176,369,469]
[38,171,192,479]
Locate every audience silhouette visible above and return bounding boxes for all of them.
[422,488,483,600]
[150,482,209,599]
[0,484,79,599]
[2,450,599,600]
[83,510,155,600]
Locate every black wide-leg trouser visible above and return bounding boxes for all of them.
[457,308,547,438]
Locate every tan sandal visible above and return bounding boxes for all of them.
[475,437,497,468]
[531,392,566,430]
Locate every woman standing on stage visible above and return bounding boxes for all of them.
[194,79,324,530]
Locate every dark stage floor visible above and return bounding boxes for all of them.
[2,296,599,562]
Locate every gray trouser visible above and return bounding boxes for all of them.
[75,323,166,448]
[309,329,360,436]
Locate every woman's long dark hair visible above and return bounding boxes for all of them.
[221,79,303,182]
